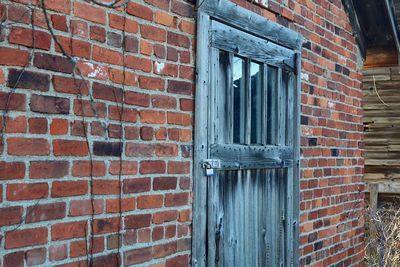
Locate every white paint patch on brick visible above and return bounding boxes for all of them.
[256,0,268,7]
[132,74,139,84]
[301,72,309,81]
[302,127,313,136]
[85,63,107,79]
[338,55,347,65]
[154,62,165,74]
[328,101,335,109]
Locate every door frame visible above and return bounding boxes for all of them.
[192,1,303,266]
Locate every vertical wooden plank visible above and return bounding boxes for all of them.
[276,67,286,266]
[264,66,281,266]
[210,47,219,143]
[286,73,295,146]
[270,169,278,267]
[239,58,254,266]
[214,48,227,267]
[206,46,218,267]
[207,176,215,267]
[229,171,237,266]
[260,62,267,265]
[267,66,277,145]
[262,64,268,144]
[286,167,294,265]
[286,72,295,266]
[245,58,252,145]
[369,183,379,215]
[220,172,229,266]
[368,183,378,250]
[277,68,285,145]
[254,170,259,266]
[192,12,210,267]
[207,173,221,267]
[226,53,234,143]
[279,169,287,267]
[238,171,245,267]
[292,51,302,267]
[243,171,250,266]
[259,170,267,266]
[266,169,273,266]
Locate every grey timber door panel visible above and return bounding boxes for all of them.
[208,170,287,267]
[192,1,302,266]
[205,20,299,267]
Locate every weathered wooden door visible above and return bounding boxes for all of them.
[203,20,300,267]
[192,1,302,266]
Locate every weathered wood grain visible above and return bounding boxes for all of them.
[210,144,293,170]
[210,20,296,70]
[364,47,398,68]
[194,1,302,266]
[363,67,400,192]
[366,182,400,193]
[192,12,210,267]
[199,0,303,50]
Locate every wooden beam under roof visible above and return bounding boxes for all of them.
[342,0,400,66]
[364,46,398,69]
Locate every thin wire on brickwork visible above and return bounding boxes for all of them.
[40,1,109,264]
[1,0,132,265]
[90,0,128,8]
[40,0,109,134]
[0,4,35,144]
[0,3,45,245]
[115,3,128,265]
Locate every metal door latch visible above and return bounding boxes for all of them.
[202,159,221,177]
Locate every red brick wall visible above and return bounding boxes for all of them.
[0,0,194,266]
[0,0,364,266]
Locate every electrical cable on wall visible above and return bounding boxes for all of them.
[373,75,390,107]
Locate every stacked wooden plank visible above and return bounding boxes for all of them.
[363,67,400,193]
